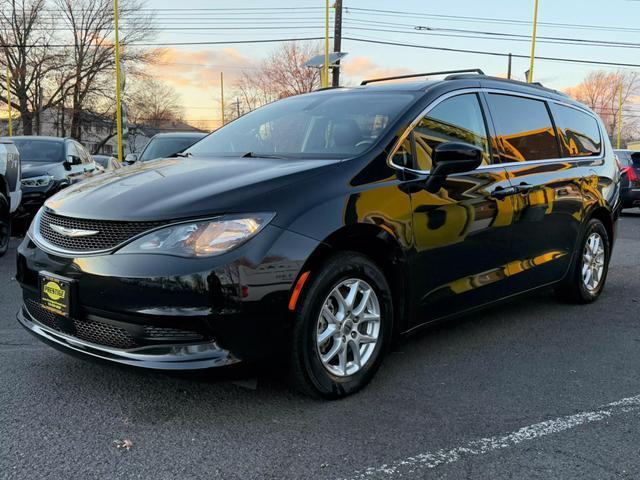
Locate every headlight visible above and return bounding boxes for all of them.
[22,175,54,187]
[116,213,275,257]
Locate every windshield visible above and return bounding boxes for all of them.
[186,91,418,159]
[12,139,65,163]
[140,136,204,161]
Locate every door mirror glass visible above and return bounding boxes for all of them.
[631,152,640,166]
[424,142,483,192]
[66,154,82,166]
[124,153,138,164]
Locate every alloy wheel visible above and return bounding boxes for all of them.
[315,278,381,377]
[582,232,605,292]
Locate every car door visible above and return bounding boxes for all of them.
[399,92,515,325]
[484,92,590,291]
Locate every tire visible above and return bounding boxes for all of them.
[555,218,610,304]
[289,252,393,399]
[0,193,10,258]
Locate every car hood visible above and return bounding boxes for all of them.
[45,156,339,221]
[22,161,61,178]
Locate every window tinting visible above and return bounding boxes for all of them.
[488,94,560,162]
[412,94,490,171]
[550,103,601,157]
[187,92,417,159]
[11,139,65,163]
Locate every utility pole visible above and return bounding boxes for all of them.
[332,0,343,87]
[322,0,330,88]
[220,72,225,127]
[5,67,12,136]
[113,0,124,162]
[617,82,623,149]
[507,53,512,79]
[527,0,540,83]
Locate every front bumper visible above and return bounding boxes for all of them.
[18,304,239,369]
[16,224,321,369]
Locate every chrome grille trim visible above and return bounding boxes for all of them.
[31,209,168,256]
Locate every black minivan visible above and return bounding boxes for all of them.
[16,72,620,398]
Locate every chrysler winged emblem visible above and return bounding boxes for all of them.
[50,224,99,237]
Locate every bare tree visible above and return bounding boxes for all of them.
[565,70,640,145]
[0,0,66,134]
[126,77,183,128]
[54,0,155,141]
[230,41,321,118]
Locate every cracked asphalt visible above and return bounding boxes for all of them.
[2,212,640,480]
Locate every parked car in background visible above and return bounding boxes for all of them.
[614,149,640,209]
[92,154,122,172]
[16,72,619,398]
[0,140,21,256]
[124,132,207,164]
[2,136,101,220]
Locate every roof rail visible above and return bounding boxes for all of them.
[360,69,485,85]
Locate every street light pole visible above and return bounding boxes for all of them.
[617,82,623,149]
[220,72,225,127]
[113,0,124,162]
[527,0,540,83]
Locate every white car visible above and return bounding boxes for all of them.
[0,140,21,256]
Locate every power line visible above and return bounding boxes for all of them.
[342,37,640,69]
[344,7,640,34]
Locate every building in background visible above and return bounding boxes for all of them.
[0,110,205,155]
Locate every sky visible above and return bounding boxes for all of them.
[140,0,640,128]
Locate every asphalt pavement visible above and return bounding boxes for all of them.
[2,213,640,480]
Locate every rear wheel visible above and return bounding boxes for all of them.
[289,252,393,399]
[0,193,10,257]
[555,218,610,303]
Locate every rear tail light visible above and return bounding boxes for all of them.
[621,166,639,184]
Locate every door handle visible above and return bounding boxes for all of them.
[490,185,518,199]
[515,182,534,193]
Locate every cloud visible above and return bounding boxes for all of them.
[341,56,411,83]
[149,47,256,91]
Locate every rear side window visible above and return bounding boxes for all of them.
[487,94,560,162]
[412,93,490,171]
[550,103,601,157]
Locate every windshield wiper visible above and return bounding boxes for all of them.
[241,152,288,159]
[171,151,192,158]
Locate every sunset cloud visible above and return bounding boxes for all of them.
[149,47,255,91]
[341,56,411,83]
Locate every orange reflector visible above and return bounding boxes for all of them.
[288,271,310,311]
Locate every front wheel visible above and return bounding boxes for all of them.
[289,252,393,399]
[555,218,610,303]
[0,193,10,257]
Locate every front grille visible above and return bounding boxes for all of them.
[73,318,137,349]
[25,299,137,349]
[24,299,206,349]
[143,326,203,341]
[38,210,166,252]
[26,299,63,331]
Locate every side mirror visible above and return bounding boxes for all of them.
[124,153,138,165]
[424,142,484,193]
[631,152,640,167]
[63,155,82,170]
